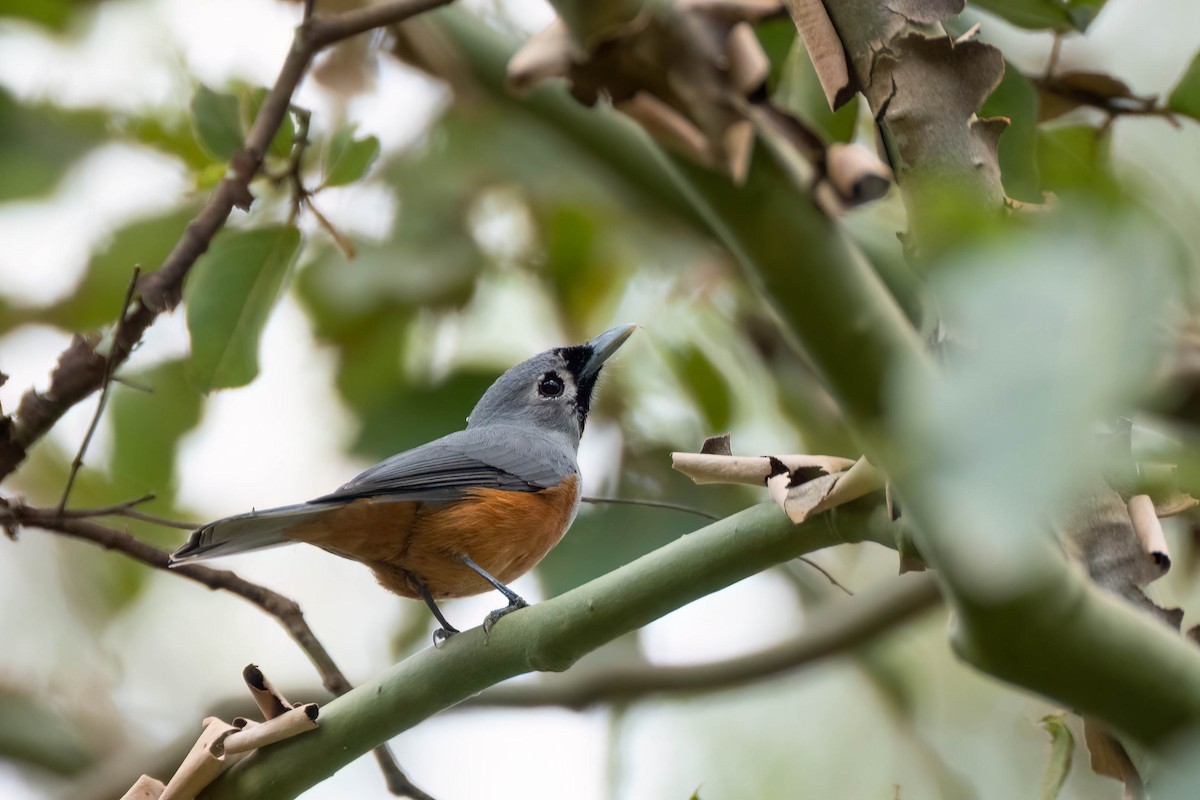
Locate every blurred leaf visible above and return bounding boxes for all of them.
[186,225,301,391]
[323,125,380,187]
[894,214,1175,594]
[969,0,1106,32]
[671,344,733,432]
[244,86,296,159]
[775,37,859,144]
[1036,124,1108,195]
[0,0,75,30]
[0,688,92,775]
[981,64,1040,202]
[191,84,244,161]
[118,113,212,170]
[353,370,499,457]
[1039,713,1075,800]
[45,206,197,331]
[0,88,106,201]
[1167,50,1200,122]
[754,16,796,92]
[110,359,204,493]
[540,204,623,326]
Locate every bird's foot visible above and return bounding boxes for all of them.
[482,597,528,637]
[432,625,460,647]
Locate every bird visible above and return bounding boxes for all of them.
[170,325,635,640]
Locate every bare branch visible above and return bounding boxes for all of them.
[0,0,454,483]
[1,502,432,799]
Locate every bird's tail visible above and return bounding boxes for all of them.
[169,503,329,565]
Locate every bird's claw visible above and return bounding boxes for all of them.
[432,626,459,647]
[482,597,529,637]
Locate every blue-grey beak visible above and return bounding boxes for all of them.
[581,324,637,379]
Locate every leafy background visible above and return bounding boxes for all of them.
[0,0,1199,798]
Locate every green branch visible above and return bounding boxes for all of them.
[204,502,890,799]
[483,0,1200,753]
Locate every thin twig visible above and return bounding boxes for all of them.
[581,495,721,520]
[57,267,141,514]
[304,196,358,258]
[1044,33,1063,79]
[3,502,432,799]
[55,495,198,531]
[465,573,941,709]
[109,375,153,393]
[795,556,853,595]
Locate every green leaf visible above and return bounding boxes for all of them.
[186,225,302,391]
[671,344,732,431]
[353,371,499,458]
[1167,50,1200,122]
[45,207,197,331]
[244,86,296,159]
[0,0,74,30]
[980,63,1040,202]
[1036,124,1107,194]
[110,359,204,493]
[0,88,106,201]
[323,125,381,187]
[191,84,244,161]
[969,0,1106,32]
[893,214,1176,592]
[753,16,797,92]
[119,113,212,170]
[775,37,859,144]
[540,204,626,325]
[0,688,92,775]
[1039,714,1075,800]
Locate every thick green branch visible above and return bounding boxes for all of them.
[503,0,1200,753]
[204,502,889,799]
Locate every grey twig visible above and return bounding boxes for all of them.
[581,495,721,520]
[57,266,141,515]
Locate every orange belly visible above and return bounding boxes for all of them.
[282,475,579,599]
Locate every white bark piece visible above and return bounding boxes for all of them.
[507,20,574,94]
[826,143,893,206]
[671,452,856,485]
[769,456,885,523]
[1128,494,1170,577]
[726,21,770,94]
[216,705,320,757]
[159,718,241,800]
[119,775,165,800]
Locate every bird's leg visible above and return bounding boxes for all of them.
[406,571,459,644]
[458,554,528,635]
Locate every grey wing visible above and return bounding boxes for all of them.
[311,425,577,504]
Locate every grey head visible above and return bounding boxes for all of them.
[466,325,636,449]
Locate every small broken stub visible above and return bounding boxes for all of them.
[672,435,884,523]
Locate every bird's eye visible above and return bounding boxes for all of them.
[538,374,565,398]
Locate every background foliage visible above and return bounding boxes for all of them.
[2,0,1200,798]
